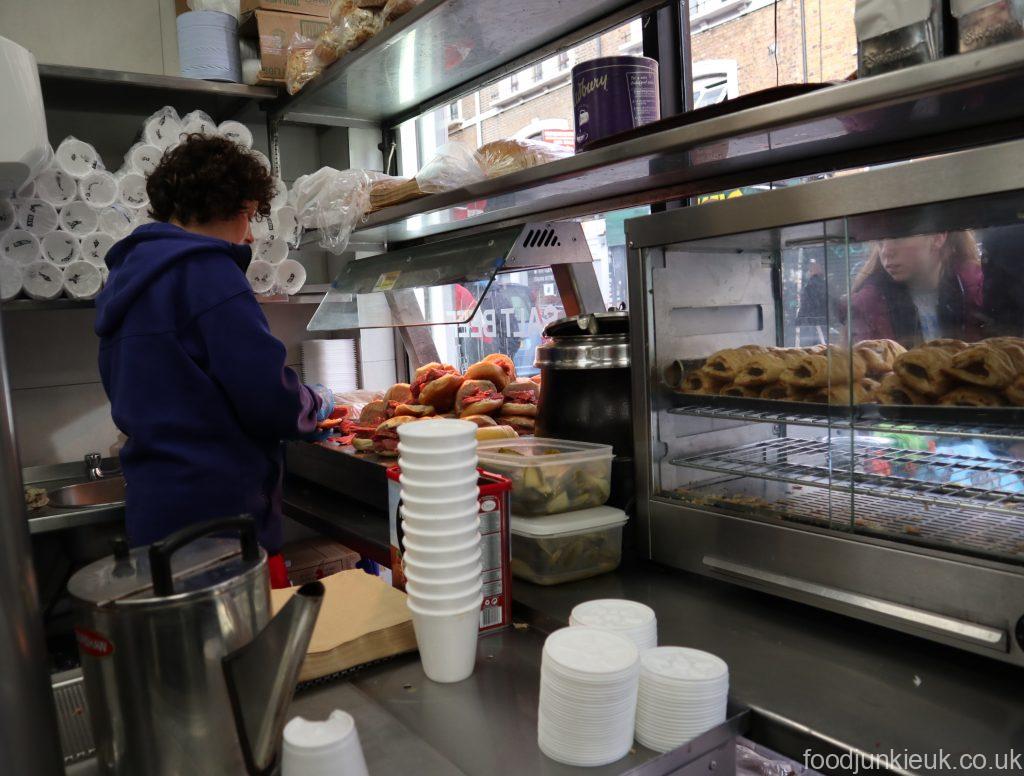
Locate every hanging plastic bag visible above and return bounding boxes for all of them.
[382,0,423,24]
[414,143,487,194]
[475,138,574,179]
[292,167,377,255]
[285,33,324,95]
[320,1,383,65]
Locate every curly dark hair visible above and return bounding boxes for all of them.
[146,134,277,224]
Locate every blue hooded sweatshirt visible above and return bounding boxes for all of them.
[95,222,319,553]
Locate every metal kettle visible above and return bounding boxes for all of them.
[68,517,324,775]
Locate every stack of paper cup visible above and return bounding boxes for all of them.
[55,137,101,179]
[538,626,641,767]
[117,172,149,208]
[22,261,64,300]
[41,231,80,267]
[275,259,306,295]
[0,200,15,234]
[569,599,658,652]
[78,170,118,208]
[62,261,103,300]
[128,143,163,176]
[34,167,77,207]
[16,199,59,236]
[245,260,275,295]
[253,236,289,266]
[81,233,116,267]
[633,647,729,753]
[218,120,253,148]
[1,230,41,265]
[59,201,100,238]
[282,710,370,776]
[143,108,183,150]
[0,262,23,302]
[398,419,482,683]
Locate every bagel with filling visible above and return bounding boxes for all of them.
[372,416,418,457]
[456,379,504,416]
[497,415,535,435]
[501,380,538,416]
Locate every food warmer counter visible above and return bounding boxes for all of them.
[627,138,1024,665]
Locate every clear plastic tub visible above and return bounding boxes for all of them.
[510,506,627,585]
[478,438,613,516]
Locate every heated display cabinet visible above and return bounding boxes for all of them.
[627,139,1024,665]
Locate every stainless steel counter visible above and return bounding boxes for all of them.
[514,563,1024,768]
[23,461,125,535]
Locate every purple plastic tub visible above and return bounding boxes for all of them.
[572,55,660,152]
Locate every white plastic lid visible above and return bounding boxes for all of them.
[641,647,728,682]
[571,599,655,630]
[283,710,355,750]
[544,626,638,675]
[511,505,627,538]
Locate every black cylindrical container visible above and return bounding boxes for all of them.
[534,313,633,457]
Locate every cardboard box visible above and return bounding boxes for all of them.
[282,537,361,585]
[245,8,330,83]
[177,1,332,16]
[241,0,331,16]
[387,467,513,635]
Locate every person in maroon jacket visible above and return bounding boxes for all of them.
[849,232,985,349]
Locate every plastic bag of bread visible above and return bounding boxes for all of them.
[292,167,380,254]
[382,0,423,24]
[369,175,425,212]
[285,34,324,95]
[319,1,383,66]
[476,139,574,179]
[414,143,487,194]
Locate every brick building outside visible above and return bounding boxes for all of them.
[446,0,857,150]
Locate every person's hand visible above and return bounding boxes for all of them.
[312,384,335,422]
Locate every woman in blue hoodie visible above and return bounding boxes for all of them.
[95,135,328,586]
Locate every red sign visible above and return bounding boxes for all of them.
[75,627,114,658]
[541,129,576,150]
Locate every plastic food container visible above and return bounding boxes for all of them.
[510,506,627,585]
[478,438,613,516]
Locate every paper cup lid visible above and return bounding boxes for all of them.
[41,231,81,266]
[1,229,41,264]
[79,170,118,207]
[60,201,100,237]
[284,710,356,749]
[15,198,59,236]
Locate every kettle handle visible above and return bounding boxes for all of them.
[149,516,261,597]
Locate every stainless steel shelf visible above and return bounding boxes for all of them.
[272,0,662,127]
[2,299,95,312]
[38,64,277,122]
[339,42,1024,246]
[668,402,1024,442]
[672,436,1024,519]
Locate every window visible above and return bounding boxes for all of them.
[686,0,858,91]
[532,62,544,82]
[558,51,570,71]
[449,102,461,122]
[509,73,519,93]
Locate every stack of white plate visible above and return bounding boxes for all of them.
[398,419,482,684]
[538,626,640,767]
[634,647,729,753]
[569,599,658,652]
[301,339,358,392]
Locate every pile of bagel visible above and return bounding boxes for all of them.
[351,354,541,457]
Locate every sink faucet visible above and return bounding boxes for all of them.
[85,452,120,481]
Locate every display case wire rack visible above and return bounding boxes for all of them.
[671,437,1024,517]
[668,400,1024,443]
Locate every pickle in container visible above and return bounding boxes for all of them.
[478,438,613,516]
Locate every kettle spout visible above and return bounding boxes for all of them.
[223,580,324,775]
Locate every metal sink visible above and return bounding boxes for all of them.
[48,478,126,508]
